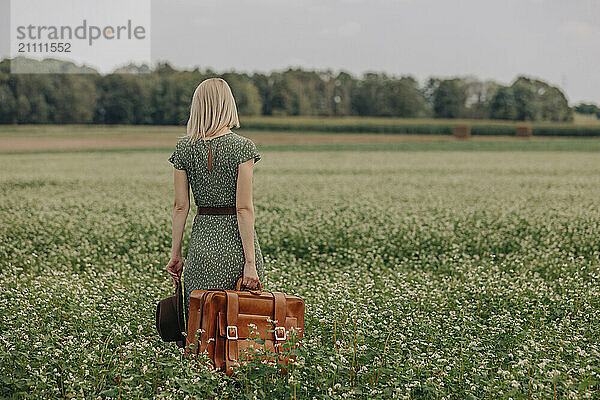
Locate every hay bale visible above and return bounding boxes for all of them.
[515,124,532,137]
[453,125,471,139]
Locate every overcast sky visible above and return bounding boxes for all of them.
[2,0,599,105]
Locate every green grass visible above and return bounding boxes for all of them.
[1,145,599,398]
[6,139,600,155]
[2,123,600,154]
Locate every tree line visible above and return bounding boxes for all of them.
[0,57,579,125]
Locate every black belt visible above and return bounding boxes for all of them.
[197,206,237,215]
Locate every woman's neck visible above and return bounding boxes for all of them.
[205,128,232,139]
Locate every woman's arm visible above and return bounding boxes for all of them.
[236,158,260,289]
[166,168,190,283]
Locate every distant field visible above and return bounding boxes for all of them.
[241,115,600,127]
[2,125,600,153]
[238,116,600,136]
[573,113,600,124]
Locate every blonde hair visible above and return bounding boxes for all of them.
[185,78,240,143]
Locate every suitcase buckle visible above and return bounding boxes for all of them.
[274,326,286,341]
[226,325,238,340]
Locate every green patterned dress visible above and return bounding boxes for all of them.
[168,131,265,322]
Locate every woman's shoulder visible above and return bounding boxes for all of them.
[174,135,192,150]
[230,132,253,144]
[225,133,258,151]
[229,133,261,164]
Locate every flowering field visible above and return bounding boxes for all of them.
[1,144,599,399]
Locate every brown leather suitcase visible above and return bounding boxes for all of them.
[184,278,305,375]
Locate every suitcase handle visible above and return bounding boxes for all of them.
[235,277,262,294]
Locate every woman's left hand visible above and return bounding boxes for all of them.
[166,254,184,286]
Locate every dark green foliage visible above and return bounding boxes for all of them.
[531,125,600,136]
[0,84,16,123]
[489,86,518,120]
[574,102,600,118]
[3,70,98,124]
[432,78,468,118]
[352,73,426,118]
[490,76,573,122]
[94,74,151,124]
[0,57,582,125]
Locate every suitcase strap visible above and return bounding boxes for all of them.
[225,291,239,362]
[272,292,287,342]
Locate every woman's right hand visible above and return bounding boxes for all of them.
[242,261,260,289]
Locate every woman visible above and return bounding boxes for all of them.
[164,77,264,323]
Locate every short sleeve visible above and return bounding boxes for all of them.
[238,138,261,165]
[168,139,186,170]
